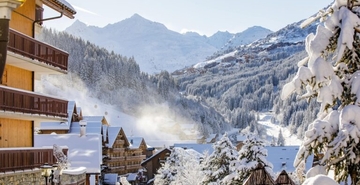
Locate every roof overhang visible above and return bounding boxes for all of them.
[42,0,76,19]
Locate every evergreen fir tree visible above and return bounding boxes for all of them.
[200,133,238,185]
[282,1,360,184]
[155,148,182,185]
[223,134,274,185]
[277,129,285,146]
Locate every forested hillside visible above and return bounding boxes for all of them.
[37,29,230,136]
[174,19,321,138]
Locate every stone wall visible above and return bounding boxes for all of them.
[0,169,42,185]
[0,170,86,185]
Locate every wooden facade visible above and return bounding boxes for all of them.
[2,65,33,90]
[126,138,147,174]
[103,128,148,175]
[275,170,296,185]
[141,148,171,181]
[103,127,129,175]
[10,0,36,37]
[243,163,275,185]
[0,118,32,147]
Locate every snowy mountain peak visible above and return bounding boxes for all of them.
[65,15,272,74]
[221,26,273,50]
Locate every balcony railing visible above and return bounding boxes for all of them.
[8,29,68,71]
[0,86,68,118]
[0,147,68,172]
[126,155,146,161]
[126,164,141,170]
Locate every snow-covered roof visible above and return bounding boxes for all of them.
[82,116,108,125]
[265,146,314,174]
[40,121,69,130]
[34,133,102,174]
[128,137,145,149]
[42,0,76,18]
[39,101,77,131]
[76,106,81,113]
[206,134,218,143]
[69,121,102,134]
[127,173,137,181]
[173,143,213,155]
[106,127,129,148]
[102,125,108,141]
[141,148,171,165]
[103,173,118,185]
[63,167,87,175]
[68,101,76,122]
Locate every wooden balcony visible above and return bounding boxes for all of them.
[127,155,146,161]
[0,147,68,172]
[115,140,125,145]
[7,29,68,72]
[0,85,68,119]
[105,156,126,162]
[126,164,141,170]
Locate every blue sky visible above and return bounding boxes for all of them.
[44,0,333,36]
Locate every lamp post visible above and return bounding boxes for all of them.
[40,163,53,185]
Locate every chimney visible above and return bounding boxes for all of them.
[79,120,87,137]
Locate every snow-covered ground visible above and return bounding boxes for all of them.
[193,50,238,69]
[258,112,302,146]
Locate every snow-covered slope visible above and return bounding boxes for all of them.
[65,14,271,74]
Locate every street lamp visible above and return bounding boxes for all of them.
[40,163,53,185]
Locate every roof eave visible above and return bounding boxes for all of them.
[43,0,76,19]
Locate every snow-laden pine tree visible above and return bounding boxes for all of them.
[200,133,238,185]
[222,134,274,184]
[174,149,205,185]
[155,148,182,185]
[154,147,204,185]
[281,0,360,184]
[277,129,285,146]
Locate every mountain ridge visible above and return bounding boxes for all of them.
[65,14,272,74]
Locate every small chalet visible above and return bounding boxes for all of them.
[103,127,129,175]
[141,148,171,182]
[102,127,147,175]
[275,170,296,185]
[243,163,275,185]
